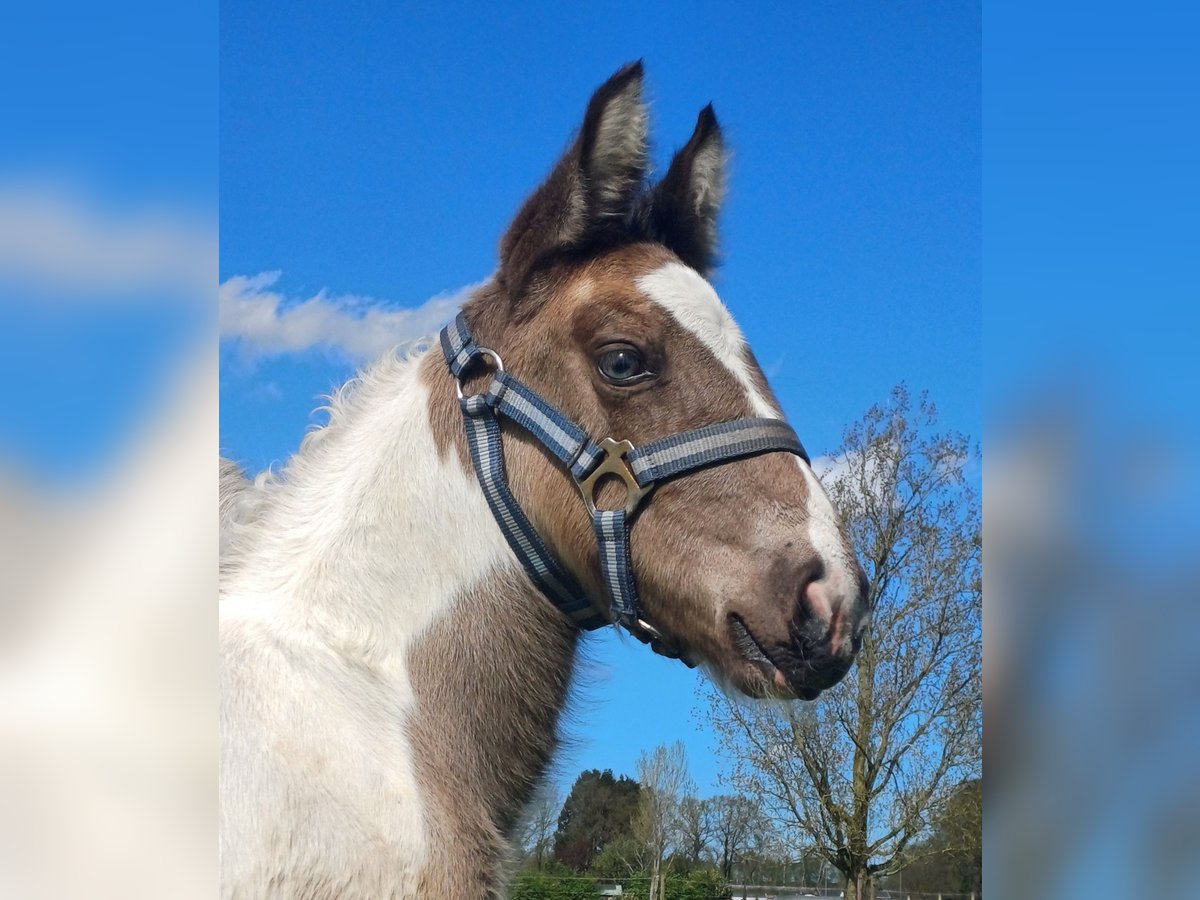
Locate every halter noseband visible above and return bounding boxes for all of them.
[440,312,809,665]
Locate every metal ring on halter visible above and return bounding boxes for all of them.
[454,348,504,400]
[636,618,664,640]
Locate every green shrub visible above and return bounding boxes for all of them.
[508,869,599,900]
[664,868,732,900]
[507,867,729,900]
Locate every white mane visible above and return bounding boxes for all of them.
[218,337,437,579]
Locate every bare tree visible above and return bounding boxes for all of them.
[675,795,716,868]
[516,781,562,870]
[706,387,982,900]
[633,741,693,900]
[709,794,756,880]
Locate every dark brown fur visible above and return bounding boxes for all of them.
[408,569,577,897]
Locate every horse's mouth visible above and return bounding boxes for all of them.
[728,614,822,701]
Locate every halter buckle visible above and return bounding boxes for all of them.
[575,437,653,518]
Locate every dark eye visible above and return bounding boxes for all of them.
[596,344,652,385]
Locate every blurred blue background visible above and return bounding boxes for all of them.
[985,2,1200,896]
[0,0,213,481]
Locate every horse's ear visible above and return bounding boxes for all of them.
[499,61,648,295]
[643,104,727,275]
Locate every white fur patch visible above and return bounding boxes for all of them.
[637,262,858,612]
[636,262,778,419]
[220,348,514,898]
[799,461,860,613]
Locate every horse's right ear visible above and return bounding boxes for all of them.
[642,104,727,275]
[499,62,648,297]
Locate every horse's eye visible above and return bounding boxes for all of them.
[596,344,651,385]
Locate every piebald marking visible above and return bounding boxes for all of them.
[636,261,859,621]
[220,352,515,898]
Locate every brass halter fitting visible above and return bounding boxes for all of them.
[573,437,653,518]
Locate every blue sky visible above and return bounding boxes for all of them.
[220,1,980,796]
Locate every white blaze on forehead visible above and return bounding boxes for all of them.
[636,262,780,419]
[637,261,858,606]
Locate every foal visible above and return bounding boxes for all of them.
[220,63,867,899]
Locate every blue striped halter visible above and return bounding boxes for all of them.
[441,312,809,664]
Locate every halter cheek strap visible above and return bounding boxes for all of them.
[440,312,809,665]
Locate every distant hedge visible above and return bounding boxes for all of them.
[509,867,730,900]
[508,871,598,900]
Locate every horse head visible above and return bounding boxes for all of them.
[452,63,869,699]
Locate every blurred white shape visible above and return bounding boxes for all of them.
[0,343,215,900]
[0,180,213,298]
[220,271,470,362]
[985,383,1200,899]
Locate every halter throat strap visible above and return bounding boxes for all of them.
[440,312,809,664]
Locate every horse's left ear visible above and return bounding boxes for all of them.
[642,104,727,275]
[499,62,649,297]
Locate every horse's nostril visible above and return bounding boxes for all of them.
[801,577,835,628]
[793,558,827,620]
[786,561,833,650]
[793,558,871,656]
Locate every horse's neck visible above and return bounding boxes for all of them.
[226,345,578,872]
[408,568,578,885]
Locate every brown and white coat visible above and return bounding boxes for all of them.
[220,63,867,899]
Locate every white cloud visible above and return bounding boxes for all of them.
[811,450,851,485]
[245,381,283,403]
[812,441,967,508]
[219,271,473,363]
[0,181,213,297]
[811,446,889,504]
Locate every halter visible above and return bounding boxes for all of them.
[441,312,809,665]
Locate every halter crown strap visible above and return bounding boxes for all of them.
[440,312,808,664]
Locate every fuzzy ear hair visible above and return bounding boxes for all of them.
[642,104,727,275]
[499,61,649,294]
